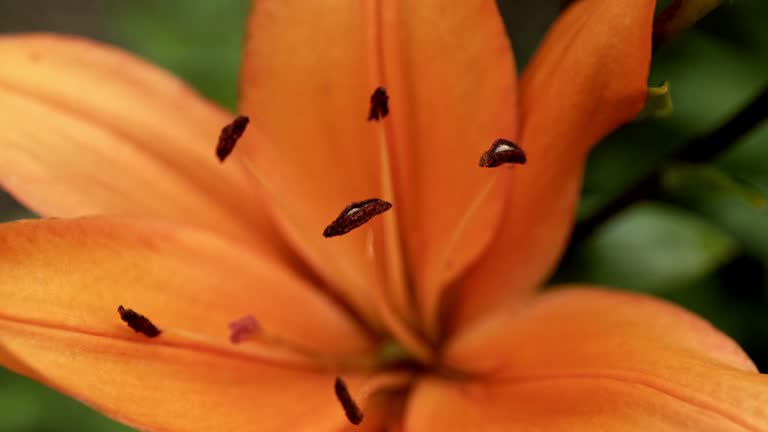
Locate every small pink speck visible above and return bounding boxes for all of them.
[228,315,261,344]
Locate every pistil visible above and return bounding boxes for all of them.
[228,315,261,344]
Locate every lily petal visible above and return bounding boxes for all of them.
[339,391,405,432]
[2,327,362,432]
[0,216,372,357]
[450,0,656,330]
[0,216,375,431]
[370,0,519,318]
[239,2,381,314]
[406,288,768,431]
[0,34,287,257]
[239,2,518,333]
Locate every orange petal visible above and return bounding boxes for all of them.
[239,2,382,317]
[370,0,519,328]
[339,391,405,432]
[0,217,372,357]
[449,0,656,330]
[408,374,768,431]
[0,216,376,430]
[0,33,288,257]
[2,325,363,432]
[406,288,768,431]
[239,2,518,334]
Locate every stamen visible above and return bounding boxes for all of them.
[334,376,364,425]
[228,315,261,344]
[367,87,390,121]
[478,138,527,168]
[216,115,250,162]
[117,305,161,337]
[323,198,392,238]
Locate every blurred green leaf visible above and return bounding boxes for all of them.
[106,0,249,109]
[668,124,768,259]
[578,122,685,221]
[664,163,768,208]
[650,30,767,135]
[561,203,739,294]
[717,122,768,190]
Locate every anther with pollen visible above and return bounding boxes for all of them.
[216,115,249,162]
[367,86,389,121]
[323,198,392,238]
[334,377,364,425]
[228,315,261,344]
[117,305,161,338]
[478,138,527,168]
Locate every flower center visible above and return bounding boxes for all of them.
[204,86,527,426]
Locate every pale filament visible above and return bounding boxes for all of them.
[375,123,415,327]
[365,225,435,365]
[364,1,419,326]
[422,170,506,339]
[364,107,442,364]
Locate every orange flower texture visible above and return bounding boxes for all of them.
[1,1,767,431]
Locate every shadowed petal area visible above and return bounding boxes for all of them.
[407,288,768,431]
[0,34,288,258]
[451,0,656,330]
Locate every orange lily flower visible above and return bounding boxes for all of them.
[1,1,767,431]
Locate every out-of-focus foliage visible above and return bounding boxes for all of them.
[558,0,768,370]
[107,0,249,109]
[0,0,766,430]
[562,202,740,294]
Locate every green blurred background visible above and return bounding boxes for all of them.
[0,0,766,430]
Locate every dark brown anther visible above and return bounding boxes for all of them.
[334,377,364,425]
[367,87,389,121]
[478,138,527,168]
[216,115,250,162]
[323,198,392,238]
[117,305,161,337]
